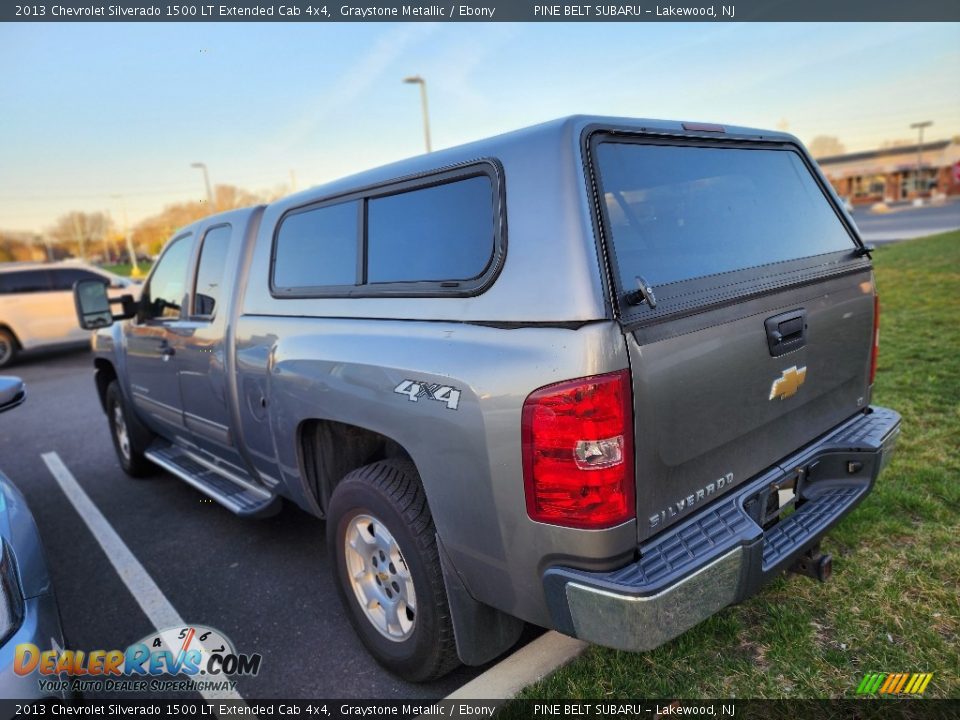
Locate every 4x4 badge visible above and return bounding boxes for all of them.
[394,380,462,410]
[770,365,807,400]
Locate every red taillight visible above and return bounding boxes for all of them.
[521,370,635,529]
[869,294,880,385]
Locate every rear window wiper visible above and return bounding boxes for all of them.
[854,243,875,259]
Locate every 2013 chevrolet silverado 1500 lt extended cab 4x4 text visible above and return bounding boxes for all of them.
[74,116,900,681]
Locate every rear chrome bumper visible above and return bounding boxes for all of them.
[543,406,901,652]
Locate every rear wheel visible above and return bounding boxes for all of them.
[0,329,17,368]
[327,459,459,681]
[105,381,154,478]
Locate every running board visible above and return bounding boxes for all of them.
[145,443,280,517]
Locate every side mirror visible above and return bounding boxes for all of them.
[73,279,137,330]
[0,377,25,414]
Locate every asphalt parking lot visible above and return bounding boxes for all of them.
[851,197,960,243]
[0,349,504,700]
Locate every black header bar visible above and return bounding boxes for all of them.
[4,0,959,22]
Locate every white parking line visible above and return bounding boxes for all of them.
[445,631,589,700]
[42,449,579,705]
[41,451,248,705]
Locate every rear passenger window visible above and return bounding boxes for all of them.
[367,175,495,283]
[194,225,233,317]
[49,269,108,291]
[0,270,52,294]
[274,201,358,290]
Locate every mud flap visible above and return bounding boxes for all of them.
[437,535,524,666]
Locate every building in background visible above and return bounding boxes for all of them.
[818,139,960,205]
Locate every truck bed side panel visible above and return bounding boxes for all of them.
[233,317,634,626]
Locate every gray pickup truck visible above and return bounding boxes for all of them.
[75,115,900,681]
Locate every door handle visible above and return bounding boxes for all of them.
[764,309,807,357]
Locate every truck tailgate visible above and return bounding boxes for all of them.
[587,133,875,542]
[628,272,874,541]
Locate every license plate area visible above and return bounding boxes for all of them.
[764,474,799,526]
[743,470,803,528]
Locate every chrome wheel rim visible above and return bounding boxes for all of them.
[113,404,131,461]
[0,338,11,366]
[344,513,417,642]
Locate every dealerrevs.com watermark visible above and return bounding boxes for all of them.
[14,624,261,695]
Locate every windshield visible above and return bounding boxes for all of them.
[595,142,856,287]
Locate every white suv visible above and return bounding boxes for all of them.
[0,262,140,367]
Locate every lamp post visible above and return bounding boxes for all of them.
[909,121,933,198]
[191,162,215,211]
[36,234,53,262]
[111,194,143,278]
[403,75,432,153]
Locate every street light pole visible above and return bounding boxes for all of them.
[101,208,113,262]
[36,234,53,262]
[403,75,432,153]
[909,121,933,198]
[191,162,215,211]
[111,194,143,278]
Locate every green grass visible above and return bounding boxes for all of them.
[516,231,960,700]
[102,262,151,277]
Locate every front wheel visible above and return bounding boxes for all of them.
[105,381,154,478]
[0,329,17,368]
[327,459,459,682]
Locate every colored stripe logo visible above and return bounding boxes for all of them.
[856,672,933,695]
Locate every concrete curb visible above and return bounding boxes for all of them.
[445,632,589,700]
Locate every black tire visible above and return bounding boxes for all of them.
[327,459,460,682]
[0,328,17,368]
[105,380,155,478]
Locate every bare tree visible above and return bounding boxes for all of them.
[48,211,113,260]
[7,185,268,263]
[132,185,265,256]
[0,230,48,262]
[807,136,846,159]
[213,184,261,212]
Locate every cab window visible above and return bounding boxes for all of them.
[140,235,192,322]
[193,225,232,318]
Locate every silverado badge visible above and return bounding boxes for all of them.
[769,365,807,400]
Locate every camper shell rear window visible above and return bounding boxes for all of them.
[590,135,863,322]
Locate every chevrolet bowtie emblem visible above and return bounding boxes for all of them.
[769,365,807,400]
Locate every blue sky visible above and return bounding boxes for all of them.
[1,22,958,232]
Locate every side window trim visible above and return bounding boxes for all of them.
[138,232,193,325]
[269,159,506,300]
[190,223,232,321]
